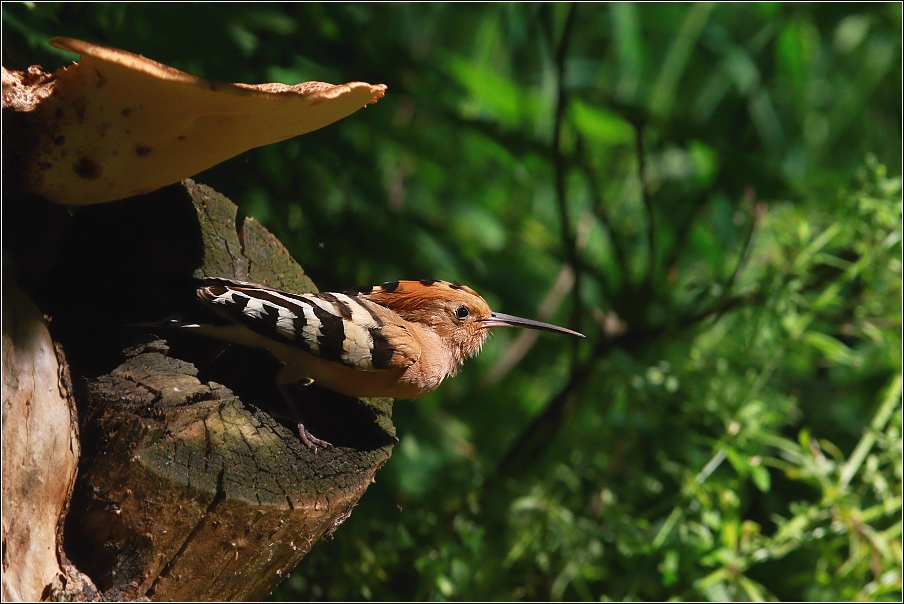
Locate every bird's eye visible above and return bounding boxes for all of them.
[455,306,470,320]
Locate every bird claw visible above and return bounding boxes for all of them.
[297,422,335,453]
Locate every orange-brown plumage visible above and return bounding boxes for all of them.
[191,277,582,401]
[184,277,584,449]
[362,280,494,369]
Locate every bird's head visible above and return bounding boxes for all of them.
[362,279,584,366]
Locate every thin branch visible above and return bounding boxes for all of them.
[634,120,656,290]
[495,358,596,477]
[721,199,764,297]
[666,192,760,316]
[495,1,583,478]
[577,137,629,295]
[482,265,576,386]
[661,188,714,291]
[495,290,763,479]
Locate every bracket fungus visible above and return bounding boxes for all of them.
[5,37,386,205]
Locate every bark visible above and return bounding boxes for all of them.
[2,280,98,602]
[2,181,395,601]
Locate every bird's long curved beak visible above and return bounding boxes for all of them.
[480,312,585,337]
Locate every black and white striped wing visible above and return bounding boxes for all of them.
[197,278,420,371]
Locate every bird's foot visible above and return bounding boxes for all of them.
[297,422,335,453]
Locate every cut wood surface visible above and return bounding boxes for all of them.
[69,344,392,600]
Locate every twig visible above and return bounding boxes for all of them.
[577,138,628,296]
[483,265,576,386]
[634,120,656,289]
[680,196,762,318]
[495,290,762,478]
[495,358,596,477]
[721,198,763,298]
[660,188,714,291]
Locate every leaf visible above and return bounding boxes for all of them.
[570,100,633,144]
[804,332,860,366]
[751,465,772,492]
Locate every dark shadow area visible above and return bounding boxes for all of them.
[35,182,393,457]
[37,184,205,325]
[1,194,71,295]
[186,334,398,452]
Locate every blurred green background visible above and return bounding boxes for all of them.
[4,3,902,601]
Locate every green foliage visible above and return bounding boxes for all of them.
[5,3,900,600]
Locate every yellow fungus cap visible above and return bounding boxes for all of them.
[17,37,386,205]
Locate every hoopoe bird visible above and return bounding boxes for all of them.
[186,277,584,448]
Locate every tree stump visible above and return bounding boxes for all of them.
[4,180,396,601]
[1,280,95,602]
